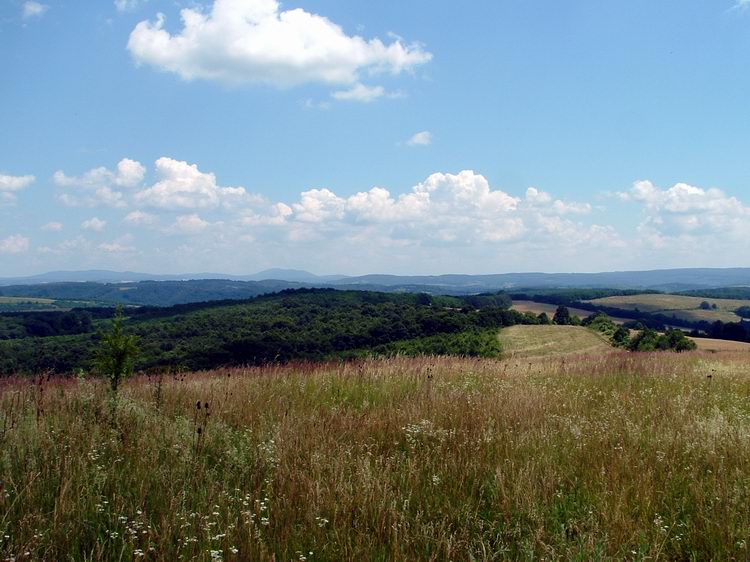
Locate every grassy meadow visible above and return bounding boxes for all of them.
[3,351,750,561]
[498,325,614,358]
[510,300,596,320]
[587,294,749,324]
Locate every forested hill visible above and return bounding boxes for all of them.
[0,289,523,375]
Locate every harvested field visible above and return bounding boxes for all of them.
[498,324,614,358]
[588,293,750,323]
[690,337,750,352]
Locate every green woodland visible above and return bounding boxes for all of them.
[0,289,707,376]
[0,289,521,375]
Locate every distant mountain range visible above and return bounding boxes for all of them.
[2,267,750,293]
[0,268,347,285]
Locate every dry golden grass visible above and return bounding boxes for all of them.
[690,337,750,352]
[498,324,614,358]
[511,300,595,319]
[2,353,750,560]
[588,294,749,323]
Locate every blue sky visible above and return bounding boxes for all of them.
[2,0,750,276]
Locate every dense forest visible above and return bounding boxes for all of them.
[0,289,527,375]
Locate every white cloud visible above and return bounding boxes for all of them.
[41,222,63,231]
[115,0,146,13]
[135,157,249,209]
[54,158,145,208]
[124,210,157,225]
[127,0,431,98]
[0,173,35,192]
[0,173,34,204]
[0,235,30,254]
[407,131,432,147]
[22,2,47,19]
[331,84,385,103]
[167,214,210,234]
[619,180,744,214]
[618,179,750,254]
[81,217,106,232]
[114,158,147,187]
[241,202,293,226]
[243,170,600,248]
[99,235,136,253]
[37,236,92,256]
[525,187,591,215]
[54,158,145,189]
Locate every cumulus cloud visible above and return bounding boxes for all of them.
[525,187,591,215]
[41,222,63,231]
[127,0,431,99]
[407,131,432,147]
[0,235,30,254]
[99,235,136,253]
[617,179,750,254]
[0,173,34,204]
[167,214,210,234]
[81,217,106,232]
[124,210,157,225]
[241,170,602,249]
[135,157,249,209]
[331,84,386,103]
[22,1,47,19]
[55,158,145,189]
[54,158,145,208]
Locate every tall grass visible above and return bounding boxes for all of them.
[2,352,750,560]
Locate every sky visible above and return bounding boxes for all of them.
[2,0,750,276]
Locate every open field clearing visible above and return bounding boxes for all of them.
[511,300,598,320]
[0,296,98,313]
[690,337,750,352]
[0,297,55,304]
[588,293,749,323]
[498,324,614,358]
[2,354,750,560]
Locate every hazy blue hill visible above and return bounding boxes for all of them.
[0,279,305,306]
[2,268,750,303]
[338,268,750,291]
[242,268,348,283]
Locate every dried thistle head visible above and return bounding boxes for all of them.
[196,401,201,410]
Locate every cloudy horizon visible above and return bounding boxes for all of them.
[3,0,750,276]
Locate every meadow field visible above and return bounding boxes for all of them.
[510,300,594,320]
[691,337,750,353]
[498,325,614,358]
[587,294,749,324]
[0,297,55,305]
[2,351,750,561]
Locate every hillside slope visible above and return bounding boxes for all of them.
[499,325,615,358]
[0,289,519,375]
